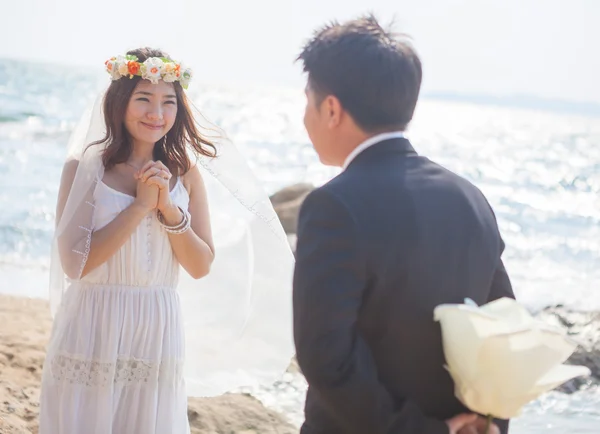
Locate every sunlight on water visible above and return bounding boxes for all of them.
[1,59,599,432]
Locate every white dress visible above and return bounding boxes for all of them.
[39,178,191,434]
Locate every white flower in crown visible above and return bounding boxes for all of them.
[105,58,122,80]
[112,55,127,77]
[117,60,129,77]
[162,62,179,83]
[141,57,165,84]
[179,66,193,90]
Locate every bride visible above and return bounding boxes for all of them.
[39,47,295,434]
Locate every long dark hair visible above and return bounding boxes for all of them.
[90,47,217,175]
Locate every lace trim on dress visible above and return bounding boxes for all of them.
[50,353,184,387]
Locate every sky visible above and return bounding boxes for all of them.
[2,0,599,104]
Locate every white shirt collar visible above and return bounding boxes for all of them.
[342,131,406,169]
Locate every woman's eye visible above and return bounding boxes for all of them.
[137,98,150,102]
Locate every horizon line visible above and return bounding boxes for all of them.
[2,56,599,118]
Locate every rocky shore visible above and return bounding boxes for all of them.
[270,183,600,391]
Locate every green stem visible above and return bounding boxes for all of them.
[484,414,493,434]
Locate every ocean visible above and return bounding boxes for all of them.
[1,58,598,432]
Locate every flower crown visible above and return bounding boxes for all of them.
[105,55,193,89]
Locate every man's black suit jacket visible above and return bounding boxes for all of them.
[293,138,514,434]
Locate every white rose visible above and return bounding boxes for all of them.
[142,57,164,84]
[117,62,129,77]
[106,60,121,80]
[179,67,193,89]
[162,62,178,83]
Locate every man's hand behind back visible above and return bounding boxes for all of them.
[446,413,500,434]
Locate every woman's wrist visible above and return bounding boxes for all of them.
[131,200,154,215]
[159,203,183,226]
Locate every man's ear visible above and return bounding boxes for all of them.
[324,95,343,129]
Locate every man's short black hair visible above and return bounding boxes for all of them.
[298,14,422,132]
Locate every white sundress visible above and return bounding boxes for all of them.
[39,177,192,434]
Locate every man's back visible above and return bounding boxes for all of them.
[294,138,513,433]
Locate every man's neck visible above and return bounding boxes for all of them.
[336,132,371,166]
[341,130,406,169]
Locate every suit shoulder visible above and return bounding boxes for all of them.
[425,158,500,220]
[315,174,359,209]
[426,157,486,194]
[321,168,360,196]
[303,182,344,208]
[299,181,356,221]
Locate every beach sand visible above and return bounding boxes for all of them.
[0,294,297,434]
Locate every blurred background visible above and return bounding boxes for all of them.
[1,0,599,432]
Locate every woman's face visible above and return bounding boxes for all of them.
[124,80,178,147]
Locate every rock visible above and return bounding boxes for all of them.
[270,184,314,234]
[286,356,300,374]
[270,183,314,207]
[187,393,297,434]
[535,306,600,393]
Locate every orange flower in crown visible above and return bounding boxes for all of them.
[104,55,193,89]
[127,61,141,77]
[105,58,115,71]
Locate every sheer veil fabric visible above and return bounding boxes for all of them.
[49,88,296,397]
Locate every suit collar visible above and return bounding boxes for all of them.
[344,136,417,170]
[343,131,406,169]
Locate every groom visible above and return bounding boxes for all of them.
[292,15,513,434]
